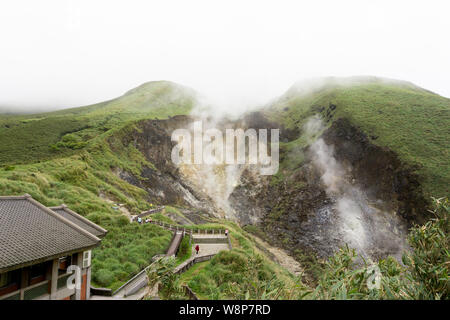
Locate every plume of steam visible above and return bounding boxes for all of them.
[175,105,275,220]
[174,116,242,220]
[305,117,407,259]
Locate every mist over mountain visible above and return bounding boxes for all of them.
[1,0,449,304]
[0,75,448,300]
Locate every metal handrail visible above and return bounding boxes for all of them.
[149,220,226,235]
[173,254,216,274]
[112,256,163,296]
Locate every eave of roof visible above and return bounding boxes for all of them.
[49,204,108,238]
[25,196,101,243]
[0,194,102,273]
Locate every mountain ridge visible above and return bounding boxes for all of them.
[0,76,448,298]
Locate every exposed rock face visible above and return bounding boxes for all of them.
[116,112,299,221]
[111,113,428,263]
[111,115,220,220]
[229,117,429,261]
[321,118,428,225]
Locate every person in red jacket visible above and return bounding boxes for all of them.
[195,244,199,255]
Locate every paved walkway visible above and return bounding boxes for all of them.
[192,243,229,256]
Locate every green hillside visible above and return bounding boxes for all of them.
[0,81,197,291]
[0,77,448,299]
[266,76,450,198]
[0,81,196,164]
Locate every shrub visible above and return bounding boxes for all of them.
[211,250,248,273]
[114,215,130,226]
[176,236,191,264]
[124,261,140,274]
[402,197,449,299]
[95,269,115,287]
[113,270,129,282]
[187,248,294,300]
[146,257,185,300]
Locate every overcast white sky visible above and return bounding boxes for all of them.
[0,0,449,112]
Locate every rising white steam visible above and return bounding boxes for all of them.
[173,106,278,220]
[173,116,238,219]
[305,117,407,259]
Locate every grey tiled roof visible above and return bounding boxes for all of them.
[0,195,101,272]
[50,205,107,238]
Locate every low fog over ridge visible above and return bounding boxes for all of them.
[0,75,444,117]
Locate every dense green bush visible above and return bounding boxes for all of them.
[147,257,185,300]
[176,236,191,264]
[55,133,88,150]
[95,269,115,287]
[91,223,171,291]
[403,197,449,299]
[187,249,297,299]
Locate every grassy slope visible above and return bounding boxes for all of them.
[0,81,195,164]
[266,77,450,198]
[0,124,174,290]
[178,221,299,300]
[0,81,196,290]
[146,208,299,299]
[0,77,447,297]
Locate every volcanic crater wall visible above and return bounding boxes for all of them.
[321,118,428,225]
[110,115,221,221]
[230,117,429,260]
[111,113,428,262]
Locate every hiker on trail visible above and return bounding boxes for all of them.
[195,244,199,255]
[225,229,229,237]
[137,217,142,224]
